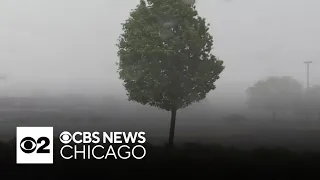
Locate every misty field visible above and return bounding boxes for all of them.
[1,96,320,151]
[1,139,320,178]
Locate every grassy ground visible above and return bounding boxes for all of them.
[1,139,320,179]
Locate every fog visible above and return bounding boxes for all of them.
[1,0,319,96]
[1,0,320,150]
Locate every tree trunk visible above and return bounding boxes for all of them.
[168,108,177,147]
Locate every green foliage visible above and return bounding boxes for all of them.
[246,76,304,112]
[117,0,224,111]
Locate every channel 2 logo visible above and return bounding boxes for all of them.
[16,127,53,164]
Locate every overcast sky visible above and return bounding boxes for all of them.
[0,0,319,97]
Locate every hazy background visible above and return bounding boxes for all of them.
[1,0,319,97]
[0,0,320,150]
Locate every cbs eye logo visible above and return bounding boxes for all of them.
[20,136,50,154]
[59,131,72,144]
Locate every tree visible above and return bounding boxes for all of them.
[117,0,224,147]
[246,76,303,120]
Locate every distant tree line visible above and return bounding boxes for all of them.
[246,76,320,121]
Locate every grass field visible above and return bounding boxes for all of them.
[1,139,320,178]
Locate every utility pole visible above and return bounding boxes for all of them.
[304,61,312,89]
[304,61,312,121]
